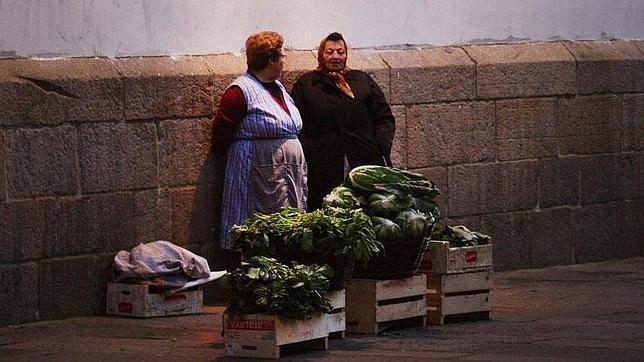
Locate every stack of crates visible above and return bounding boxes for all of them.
[420,240,493,325]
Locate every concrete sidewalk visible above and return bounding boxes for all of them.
[1,257,643,361]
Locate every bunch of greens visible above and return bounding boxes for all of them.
[321,186,365,209]
[219,256,333,319]
[431,223,491,247]
[230,207,382,266]
[323,165,440,243]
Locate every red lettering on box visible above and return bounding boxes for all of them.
[288,330,313,338]
[227,319,275,331]
[164,293,187,302]
[465,251,478,263]
[118,302,133,313]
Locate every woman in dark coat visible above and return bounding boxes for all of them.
[291,32,396,210]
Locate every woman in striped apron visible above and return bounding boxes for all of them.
[212,31,307,250]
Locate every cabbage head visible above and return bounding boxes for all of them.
[322,186,364,209]
[447,225,491,247]
[372,216,404,243]
[395,209,434,240]
[368,193,412,216]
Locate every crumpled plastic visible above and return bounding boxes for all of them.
[112,240,224,290]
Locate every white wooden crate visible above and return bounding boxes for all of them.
[224,313,328,359]
[421,240,493,274]
[106,282,202,318]
[346,274,427,334]
[326,289,346,337]
[425,270,493,325]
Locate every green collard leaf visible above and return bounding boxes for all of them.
[223,257,332,319]
[301,228,314,252]
[372,216,404,242]
[322,186,365,209]
[395,209,433,240]
[246,267,260,279]
[433,224,492,247]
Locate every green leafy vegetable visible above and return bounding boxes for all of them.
[368,192,413,216]
[322,186,365,209]
[325,165,441,243]
[220,256,333,319]
[346,165,426,192]
[337,207,383,266]
[373,180,440,220]
[231,207,383,266]
[372,216,404,242]
[431,223,491,247]
[395,209,434,240]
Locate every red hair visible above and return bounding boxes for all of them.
[245,31,284,71]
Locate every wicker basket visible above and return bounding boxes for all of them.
[352,237,431,280]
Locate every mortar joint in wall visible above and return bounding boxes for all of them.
[153,120,161,191]
[456,46,478,99]
[74,125,82,197]
[378,54,393,100]
[106,58,128,122]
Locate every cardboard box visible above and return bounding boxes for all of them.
[106,282,202,318]
[224,313,328,359]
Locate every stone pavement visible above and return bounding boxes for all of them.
[1,257,643,361]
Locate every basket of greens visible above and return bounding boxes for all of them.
[230,207,382,290]
[323,165,440,279]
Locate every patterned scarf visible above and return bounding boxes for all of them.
[317,66,355,99]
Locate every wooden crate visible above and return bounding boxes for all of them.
[224,313,328,359]
[420,240,493,274]
[425,270,493,325]
[105,282,202,318]
[345,274,427,334]
[326,289,346,338]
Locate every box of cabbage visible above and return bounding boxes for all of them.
[421,225,493,274]
[422,240,492,274]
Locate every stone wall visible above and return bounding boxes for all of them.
[1,40,642,326]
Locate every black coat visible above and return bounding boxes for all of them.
[291,70,396,210]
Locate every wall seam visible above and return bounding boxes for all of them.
[2,130,7,201]
[446,202,640,221]
[74,125,82,198]
[457,46,478,100]
[106,58,127,123]
[618,93,625,154]
[493,100,499,165]
[560,41,579,96]
[385,91,635,107]
[379,54,392,101]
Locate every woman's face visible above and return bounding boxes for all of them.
[267,47,286,80]
[322,40,347,72]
